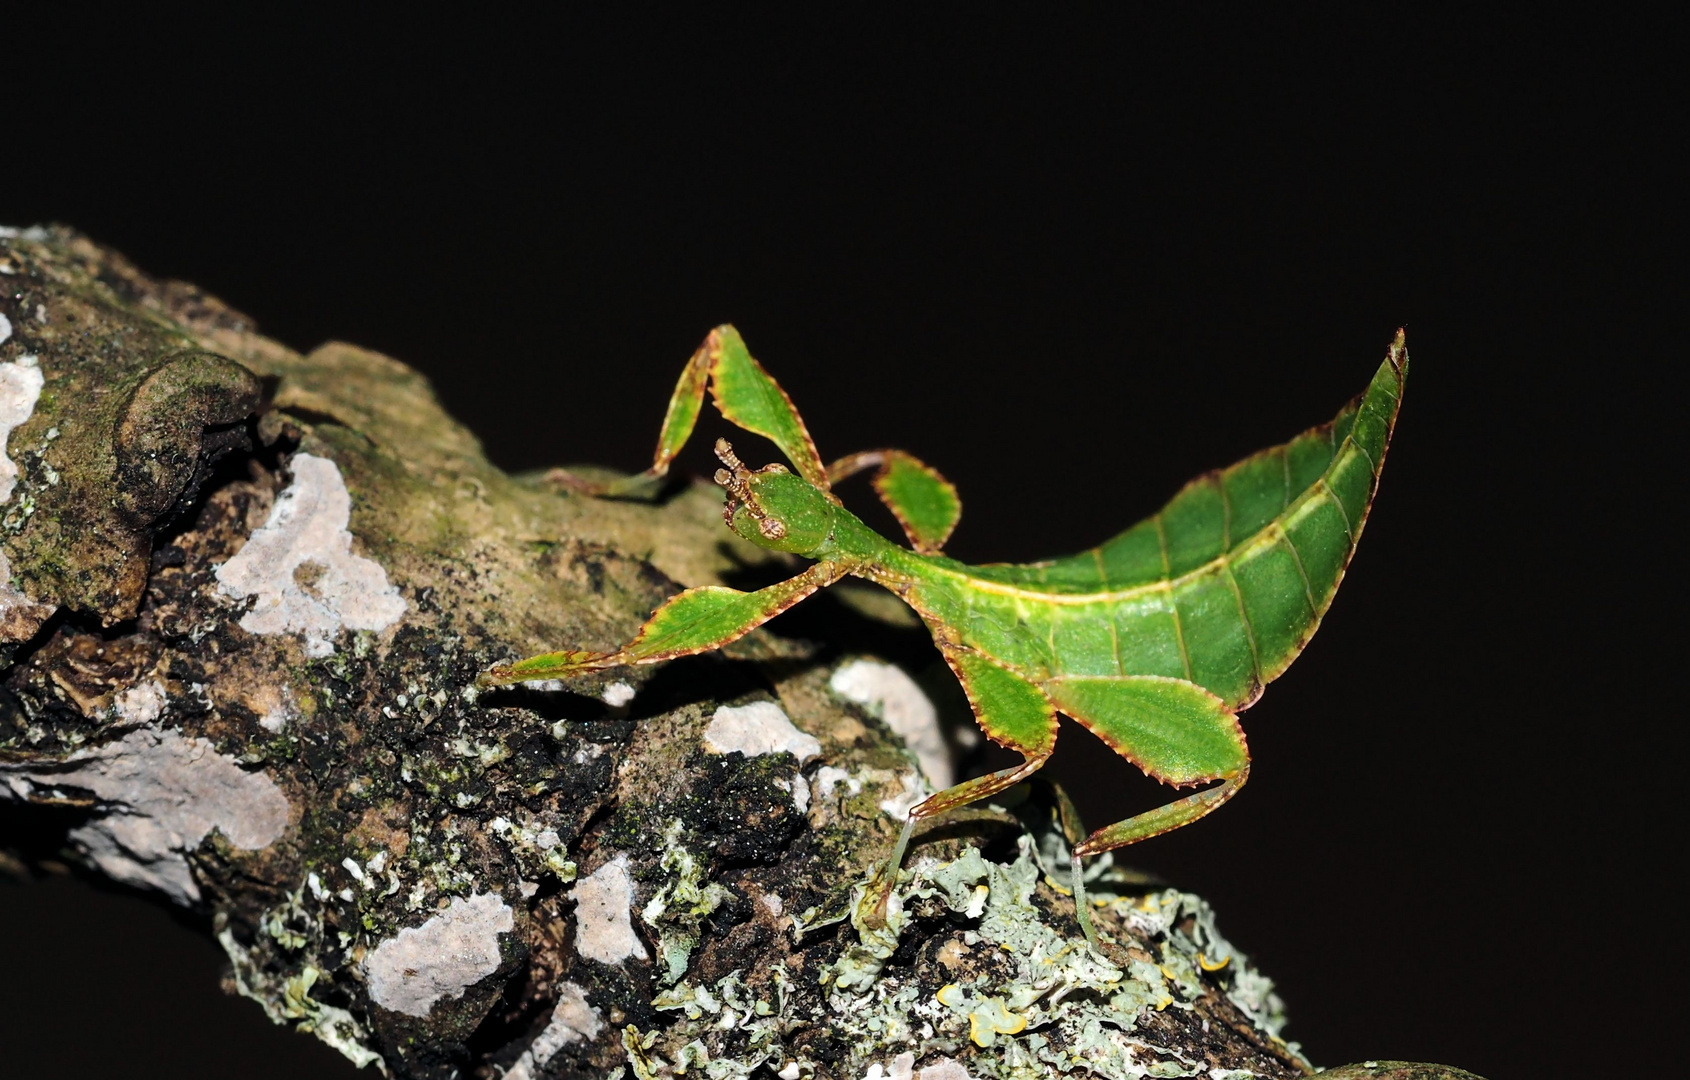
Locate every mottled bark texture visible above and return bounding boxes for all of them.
[0,227,1480,1080]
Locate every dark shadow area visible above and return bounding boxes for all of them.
[0,811,363,1080]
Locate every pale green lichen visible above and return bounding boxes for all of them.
[218,928,385,1071]
[630,836,1298,1080]
[623,1026,662,1080]
[641,819,733,985]
[1109,888,1292,1042]
[935,983,1031,1049]
[260,882,315,951]
[650,970,788,1079]
[399,816,488,901]
[824,845,997,992]
[488,813,579,884]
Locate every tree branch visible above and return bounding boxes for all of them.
[0,226,1479,1080]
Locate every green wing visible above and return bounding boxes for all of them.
[941,332,1407,708]
[1035,334,1404,593]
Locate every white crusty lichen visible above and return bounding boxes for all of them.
[909,1058,976,1080]
[0,725,290,904]
[112,679,168,725]
[703,701,821,763]
[831,658,952,787]
[571,855,649,965]
[258,695,296,734]
[813,766,862,801]
[0,546,55,643]
[363,892,515,1017]
[216,453,406,657]
[506,981,605,1080]
[799,765,926,843]
[0,353,54,641]
[0,352,43,504]
[877,770,929,822]
[775,773,810,813]
[862,1052,979,1080]
[704,700,818,817]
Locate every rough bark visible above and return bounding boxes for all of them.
[0,226,1480,1080]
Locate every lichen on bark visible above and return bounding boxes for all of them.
[0,226,1481,1080]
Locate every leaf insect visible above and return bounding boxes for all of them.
[480,326,1407,950]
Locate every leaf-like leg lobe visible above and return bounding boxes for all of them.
[1043,674,1250,855]
[862,648,1056,928]
[478,561,845,687]
[548,325,831,497]
[829,449,961,553]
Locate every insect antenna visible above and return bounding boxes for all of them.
[713,438,786,540]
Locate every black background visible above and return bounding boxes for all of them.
[1,11,1677,1080]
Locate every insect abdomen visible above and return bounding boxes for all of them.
[903,336,1405,707]
[1142,342,1404,705]
[1039,339,1407,705]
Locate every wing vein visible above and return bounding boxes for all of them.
[1222,562,1262,691]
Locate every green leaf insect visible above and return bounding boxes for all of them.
[480,325,1408,951]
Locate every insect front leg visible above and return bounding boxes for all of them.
[860,646,1056,928]
[551,325,833,496]
[547,330,715,497]
[477,561,845,687]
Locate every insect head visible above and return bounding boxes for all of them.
[714,438,836,556]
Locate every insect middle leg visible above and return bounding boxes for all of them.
[998,777,1107,950]
[827,449,961,553]
[861,647,1056,928]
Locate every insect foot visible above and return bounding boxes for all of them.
[855,862,901,933]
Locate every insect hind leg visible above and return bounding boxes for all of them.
[1071,767,1249,857]
[1008,776,1105,953]
[1041,674,1250,869]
